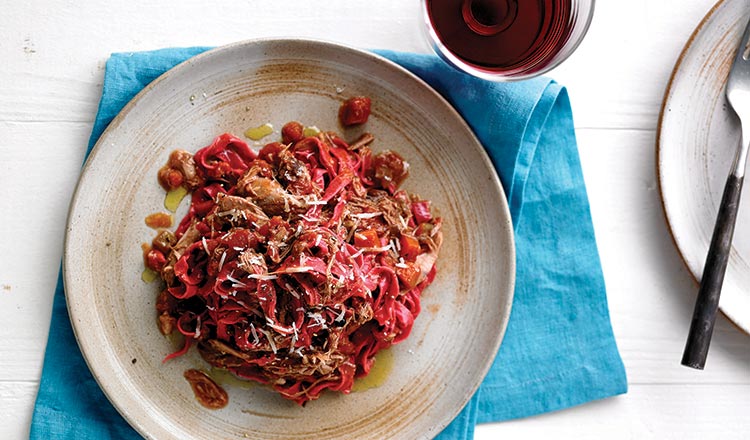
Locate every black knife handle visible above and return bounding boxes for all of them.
[682,173,744,369]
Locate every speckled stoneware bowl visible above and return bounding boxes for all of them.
[64,39,515,440]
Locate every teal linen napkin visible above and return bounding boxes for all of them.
[30,47,627,439]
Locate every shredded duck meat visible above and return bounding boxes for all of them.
[147,118,442,405]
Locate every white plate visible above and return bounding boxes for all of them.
[64,39,515,439]
[658,0,750,334]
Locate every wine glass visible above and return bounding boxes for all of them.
[422,0,595,81]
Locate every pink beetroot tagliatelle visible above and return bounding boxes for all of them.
[145,108,442,406]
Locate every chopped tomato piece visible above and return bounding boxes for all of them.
[167,169,184,189]
[412,201,432,224]
[146,249,167,272]
[281,121,304,144]
[258,142,285,165]
[396,262,422,290]
[399,234,421,261]
[145,212,173,229]
[354,229,380,248]
[158,167,184,191]
[339,97,371,126]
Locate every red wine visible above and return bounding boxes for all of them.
[426,0,577,76]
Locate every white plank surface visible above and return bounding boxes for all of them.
[3,0,749,438]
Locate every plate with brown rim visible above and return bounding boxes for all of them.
[658,0,750,334]
[64,38,515,439]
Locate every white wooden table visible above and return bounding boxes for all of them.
[3,1,750,438]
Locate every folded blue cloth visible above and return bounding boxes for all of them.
[30,47,627,439]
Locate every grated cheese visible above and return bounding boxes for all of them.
[351,212,382,219]
[395,256,408,269]
[306,312,328,329]
[273,266,315,274]
[364,243,392,253]
[250,323,260,345]
[194,316,202,338]
[218,251,227,271]
[225,273,247,287]
[267,321,293,335]
[259,329,277,353]
[247,273,278,280]
[335,307,346,322]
